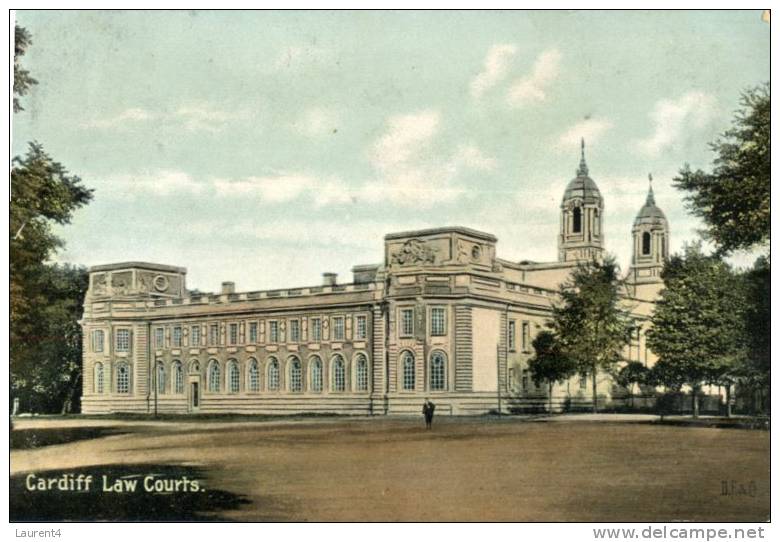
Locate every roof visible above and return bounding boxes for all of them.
[88,261,187,274]
[634,179,668,226]
[384,226,497,243]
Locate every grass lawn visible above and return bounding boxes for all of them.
[10,415,770,522]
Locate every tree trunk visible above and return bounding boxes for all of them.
[549,381,553,414]
[591,368,598,414]
[725,384,732,418]
[692,387,700,419]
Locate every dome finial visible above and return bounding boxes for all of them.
[577,138,589,176]
[646,173,655,205]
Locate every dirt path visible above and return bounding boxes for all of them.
[10,417,770,521]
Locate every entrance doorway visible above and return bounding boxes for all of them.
[190,381,200,410]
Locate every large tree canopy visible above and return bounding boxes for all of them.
[674,84,769,254]
[550,257,634,413]
[646,244,748,417]
[11,25,93,412]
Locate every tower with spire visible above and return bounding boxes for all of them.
[627,174,670,287]
[558,139,604,262]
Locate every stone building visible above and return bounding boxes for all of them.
[80,144,670,415]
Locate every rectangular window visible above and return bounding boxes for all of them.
[310,318,321,341]
[154,327,164,348]
[173,326,182,347]
[522,322,530,352]
[92,330,105,352]
[228,323,238,345]
[191,325,201,347]
[333,317,345,341]
[248,322,258,343]
[508,320,516,351]
[430,307,446,336]
[289,319,300,343]
[116,329,131,352]
[400,309,414,337]
[522,369,529,391]
[209,324,218,346]
[269,321,279,343]
[355,315,367,340]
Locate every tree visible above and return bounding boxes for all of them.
[737,256,770,414]
[528,331,577,413]
[646,244,748,418]
[14,24,37,112]
[673,83,769,255]
[551,257,634,413]
[615,361,649,409]
[11,25,93,412]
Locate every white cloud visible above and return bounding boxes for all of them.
[506,48,562,108]
[80,108,154,128]
[635,91,718,156]
[212,173,352,207]
[92,170,206,198]
[555,117,614,150]
[174,104,238,132]
[370,110,441,171]
[470,43,518,99]
[291,107,340,137]
[80,103,246,132]
[363,111,497,209]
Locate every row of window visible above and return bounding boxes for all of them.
[153,315,367,349]
[507,320,532,352]
[92,354,372,395]
[93,350,451,395]
[398,307,447,337]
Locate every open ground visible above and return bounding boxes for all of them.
[10,415,769,522]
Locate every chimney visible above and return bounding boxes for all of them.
[221,281,235,294]
[322,273,337,287]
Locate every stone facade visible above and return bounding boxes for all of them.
[80,148,670,415]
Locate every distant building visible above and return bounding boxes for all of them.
[80,142,670,415]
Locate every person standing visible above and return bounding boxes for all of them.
[423,398,436,429]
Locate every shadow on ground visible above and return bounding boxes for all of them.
[10,464,254,521]
[10,427,135,450]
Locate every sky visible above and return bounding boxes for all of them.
[13,10,770,293]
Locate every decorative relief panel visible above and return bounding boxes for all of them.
[391,239,438,266]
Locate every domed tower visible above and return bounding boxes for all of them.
[628,174,670,284]
[558,139,604,262]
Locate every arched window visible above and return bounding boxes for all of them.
[594,209,600,235]
[572,207,582,233]
[642,232,651,255]
[402,352,415,391]
[430,351,446,391]
[355,354,368,392]
[227,360,240,393]
[310,357,323,392]
[661,234,667,258]
[267,358,280,391]
[332,355,346,392]
[116,363,130,394]
[94,362,104,394]
[289,357,302,392]
[156,361,166,394]
[208,360,221,392]
[173,361,183,394]
[248,359,260,392]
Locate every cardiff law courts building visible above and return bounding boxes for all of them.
[80,146,671,415]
